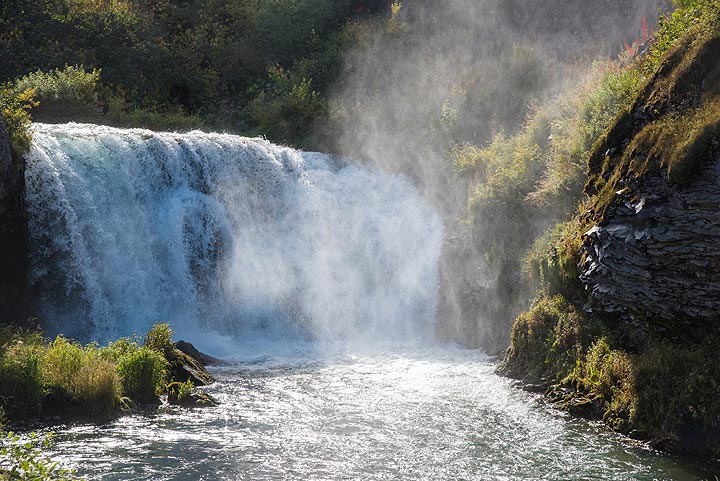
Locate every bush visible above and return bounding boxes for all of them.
[42,337,121,417]
[116,347,168,404]
[0,83,36,157]
[0,431,81,481]
[15,66,99,106]
[144,322,174,358]
[0,341,43,420]
[99,336,140,363]
[13,66,100,122]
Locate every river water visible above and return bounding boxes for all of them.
[46,347,714,481]
[25,124,717,479]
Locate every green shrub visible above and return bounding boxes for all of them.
[246,71,327,147]
[116,347,168,403]
[144,322,174,358]
[103,97,206,132]
[0,431,82,481]
[13,66,100,122]
[98,336,140,363]
[0,341,43,420]
[523,212,588,299]
[177,378,194,401]
[0,83,36,157]
[42,337,121,416]
[15,66,99,105]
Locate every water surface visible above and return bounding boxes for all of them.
[47,348,715,480]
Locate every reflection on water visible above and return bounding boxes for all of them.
[47,348,716,480]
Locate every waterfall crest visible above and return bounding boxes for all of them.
[25,123,443,350]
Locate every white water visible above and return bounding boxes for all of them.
[25,123,443,351]
[22,123,718,479]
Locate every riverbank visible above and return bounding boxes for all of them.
[500,2,720,460]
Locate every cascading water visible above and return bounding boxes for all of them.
[21,124,715,480]
[25,123,443,350]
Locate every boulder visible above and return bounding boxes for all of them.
[175,340,227,366]
[167,347,215,386]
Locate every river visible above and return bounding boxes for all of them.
[46,347,713,481]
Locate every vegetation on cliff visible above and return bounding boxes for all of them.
[501,0,720,457]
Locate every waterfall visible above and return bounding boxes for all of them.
[24,123,443,350]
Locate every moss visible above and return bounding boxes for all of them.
[501,295,598,382]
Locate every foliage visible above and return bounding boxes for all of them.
[523,210,588,299]
[0,0,383,147]
[0,431,82,481]
[0,324,184,422]
[246,71,326,147]
[41,337,121,417]
[504,2,720,447]
[0,84,36,158]
[0,341,43,420]
[143,322,174,358]
[116,347,168,404]
[14,66,99,106]
[502,295,597,381]
[177,378,194,401]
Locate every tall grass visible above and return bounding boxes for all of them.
[0,322,178,422]
[116,347,168,404]
[41,337,121,417]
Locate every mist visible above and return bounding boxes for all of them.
[324,0,672,353]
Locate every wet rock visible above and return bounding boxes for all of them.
[175,340,227,366]
[167,348,215,386]
[567,397,598,418]
[0,118,28,322]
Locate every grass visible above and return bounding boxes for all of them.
[587,22,720,218]
[116,347,168,404]
[144,322,175,358]
[0,323,179,423]
[503,294,720,454]
[41,337,121,417]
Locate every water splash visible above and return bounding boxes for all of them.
[25,123,443,352]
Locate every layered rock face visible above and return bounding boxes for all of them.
[580,159,720,324]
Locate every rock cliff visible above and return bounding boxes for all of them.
[581,160,720,326]
[0,117,28,322]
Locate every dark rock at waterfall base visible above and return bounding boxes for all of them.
[175,340,227,366]
[0,118,29,324]
[167,347,215,386]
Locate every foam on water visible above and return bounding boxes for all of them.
[25,123,443,353]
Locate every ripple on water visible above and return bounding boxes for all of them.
[47,348,716,481]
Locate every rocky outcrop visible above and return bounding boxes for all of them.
[175,340,227,366]
[0,118,28,323]
[0,119,19,216]
[580,159,720,326]
[167,347,215,386]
